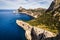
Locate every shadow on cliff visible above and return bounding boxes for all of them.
[31,28,60,40]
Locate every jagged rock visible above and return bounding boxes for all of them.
[46,0,55,12]
[45,1,60,40]
[16,20,56,40]
[46,0,60,24]
[46,0,60,11]
[46,0,60,14]
[16,0,60,40]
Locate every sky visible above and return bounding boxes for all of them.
[0,0,53,9]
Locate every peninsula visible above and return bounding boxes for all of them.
[16,0,60,40]
[17,7,46,18]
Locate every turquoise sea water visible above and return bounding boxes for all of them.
[0,10,33,40]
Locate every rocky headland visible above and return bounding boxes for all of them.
[17,7,46,18]
[16,0,60,40]
[16,20,56,40]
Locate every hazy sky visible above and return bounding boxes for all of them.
[0,0,53,9]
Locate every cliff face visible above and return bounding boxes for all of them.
[46,0,60,16]
[16,20,56,40]
[16,0,60,40]
[46,0,60,33]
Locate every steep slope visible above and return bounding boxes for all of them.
[16,0,60,40]
[16,20,56,40]
[45,0,60,32]
[27,0,60,34]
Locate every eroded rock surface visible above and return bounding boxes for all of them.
[16,20,56,40]
[16,0,60,40]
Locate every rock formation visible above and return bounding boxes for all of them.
[16,0,60,40]
[17,7,46,18]
[46,0,60,16]
[16,20,56,40]
[46,0,60,33]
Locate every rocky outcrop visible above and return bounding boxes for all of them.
[46,0,60,12]
[46,0,60,33]
[16,20,56,40]
[17,7,46,18]
[16,0,60,40]
[46,0,60,16]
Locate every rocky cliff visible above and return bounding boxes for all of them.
[46,0,60,17]
[16,20,56,40]
[16,0,60,40]
[46,0,60,33]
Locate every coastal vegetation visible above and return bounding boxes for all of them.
[27,0,60,34]
[18,0,60,34]
[27,12,59,34]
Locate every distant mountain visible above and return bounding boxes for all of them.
[18,6,46,12]
[18,6,46,18]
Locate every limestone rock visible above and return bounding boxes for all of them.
[16,20,56,40]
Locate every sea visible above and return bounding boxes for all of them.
[0,10,33,40]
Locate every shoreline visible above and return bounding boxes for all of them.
[16,20,56,40]
[17,12,38,18]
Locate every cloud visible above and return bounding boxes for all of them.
[0,0,53,9]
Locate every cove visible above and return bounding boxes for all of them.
[0,10,33,40]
